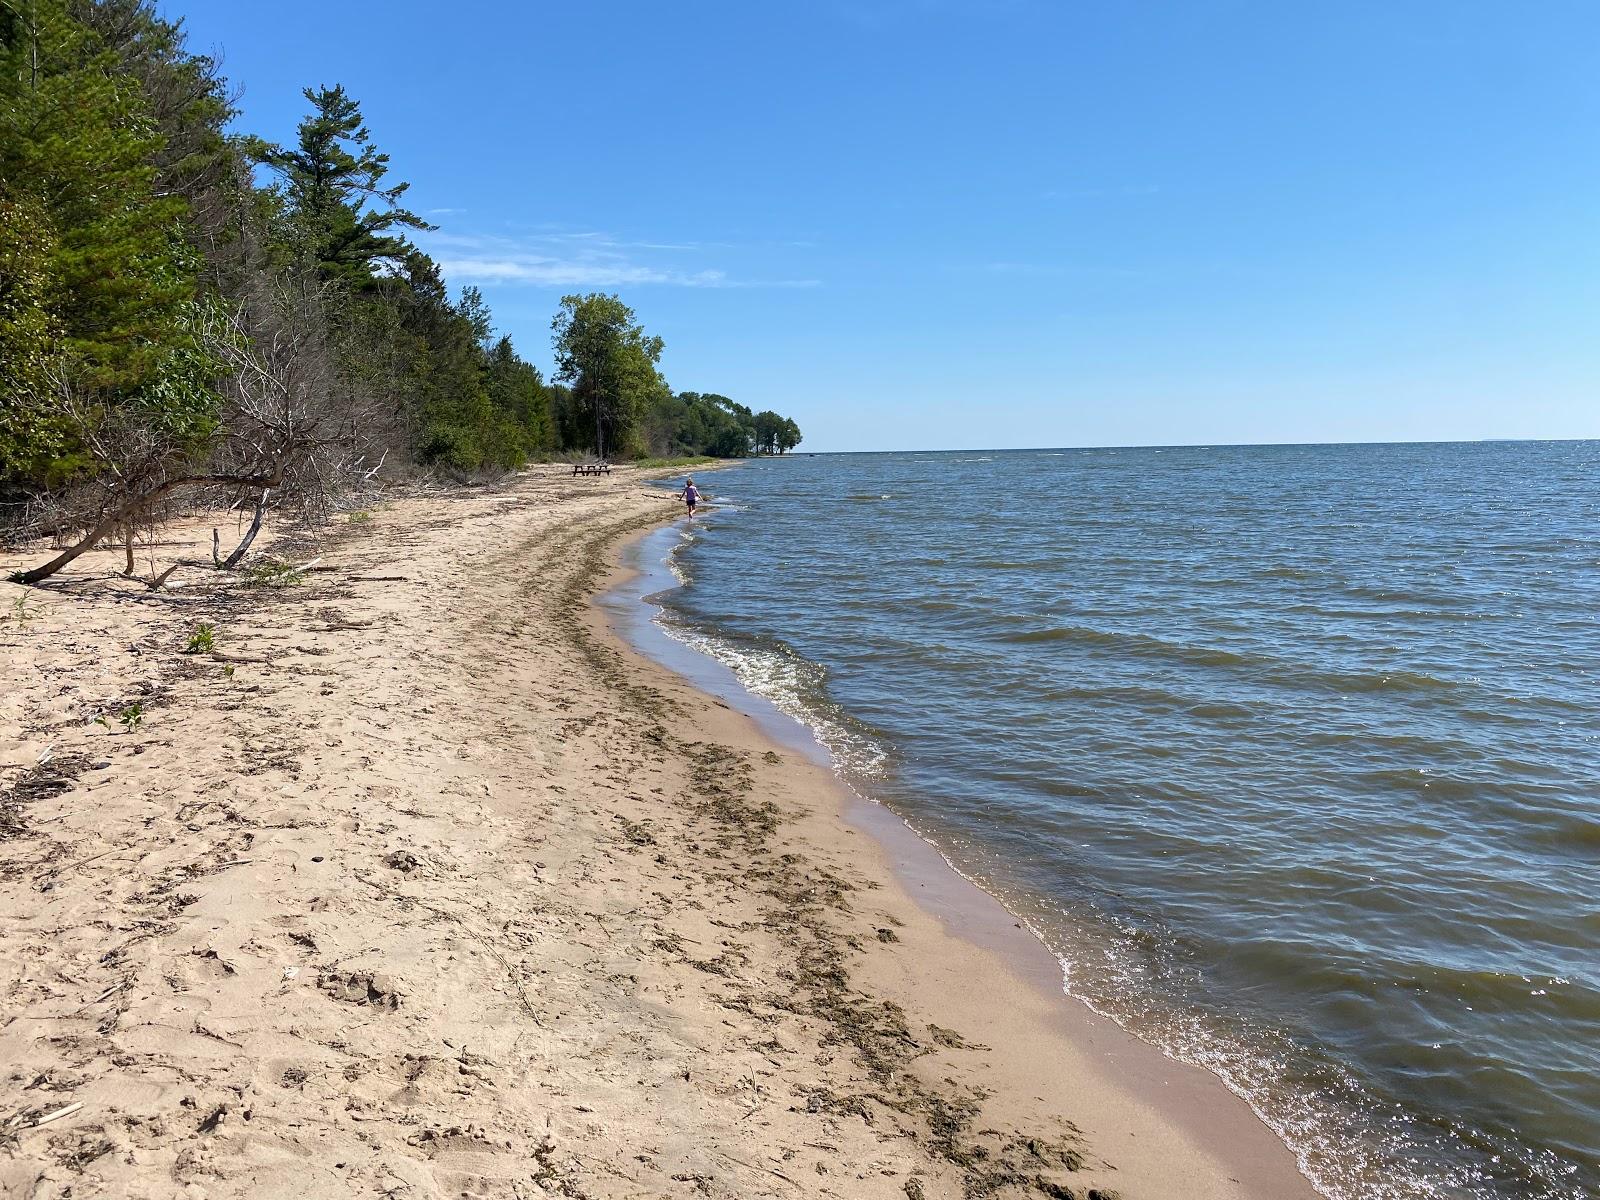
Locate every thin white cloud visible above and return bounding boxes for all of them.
[437,259,720,287]
[419,228,819,289]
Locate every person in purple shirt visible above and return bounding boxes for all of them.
[681,478,700,519]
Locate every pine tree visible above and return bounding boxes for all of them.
[0,196,77,484]
[0,0,215,491]
[254,85,434,286]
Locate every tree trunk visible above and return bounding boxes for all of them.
[15,468,282,586]
[220,489,269,569]
[146,562,181,591]
[15,511,124,585]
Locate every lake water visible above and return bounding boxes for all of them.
[641,442,1600,1200]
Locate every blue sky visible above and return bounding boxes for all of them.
[170,1,1599,452]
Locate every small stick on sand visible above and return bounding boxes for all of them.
[28,1102,83,1129]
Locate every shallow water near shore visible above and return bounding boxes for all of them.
[623,442,1600,1200]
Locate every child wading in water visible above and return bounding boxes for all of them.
[681,478,700,519]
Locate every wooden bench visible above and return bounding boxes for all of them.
[571,461,611,477]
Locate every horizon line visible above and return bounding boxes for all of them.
[787,435,1595,456]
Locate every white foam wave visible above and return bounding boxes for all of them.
[1023,907,1567,1200]
[654,615,889,780]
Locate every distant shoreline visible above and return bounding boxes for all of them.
[770,436,1598,455]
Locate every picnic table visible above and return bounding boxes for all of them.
[571,461,611,476]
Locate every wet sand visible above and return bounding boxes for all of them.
[0,466,1318,1198]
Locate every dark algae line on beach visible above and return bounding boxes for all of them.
[647,442,1600,1200]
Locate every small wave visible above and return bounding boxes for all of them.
[662,529,698,588]
[1035,915,1542,1200]
[655,614,892,780]
[1340,583,1473,610]
[995,624,1257,669]
[993,625,1467,696]
[1282,603,1496,623]
[1356,767,1501,803]
[1187,700,1254,720]
[968,559,1046,571]
[1520,815,1600,853]
[1332,668,1458,694]
[845,493,892,501]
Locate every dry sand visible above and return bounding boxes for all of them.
[0,467,1319,1199]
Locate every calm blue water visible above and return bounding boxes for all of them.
[649,443,1600,1200]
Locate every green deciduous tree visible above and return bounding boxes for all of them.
[643,391,758,458]
[777,417,802,454]
[751,410,782,455]
[551,293,665,460]
[748,411,801,454]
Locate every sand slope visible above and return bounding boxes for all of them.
[0,468,1314,1199]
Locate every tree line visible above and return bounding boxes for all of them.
[0,1,802,583]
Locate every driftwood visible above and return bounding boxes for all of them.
[26,1102,82,1130]
[145,562,181,592]
[15,468,283,586]
[16,275,391,589]
[215,488,270,570]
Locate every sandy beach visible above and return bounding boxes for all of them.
[0,467,1317,1199]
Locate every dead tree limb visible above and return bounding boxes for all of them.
[219,488,269,570]
[13,274,387,590]
[13,468,282,586]
[146,562,181,591]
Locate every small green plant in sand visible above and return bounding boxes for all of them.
[184,623,216,654]
[96,702,144,734]
[347,511,371,524]
[242,558,305,589]
[9,593,39,625]
[222,664,235,679]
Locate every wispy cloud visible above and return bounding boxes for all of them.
[418,229,820,290]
